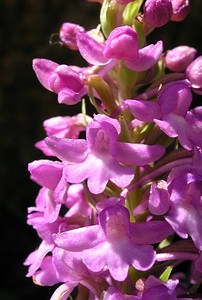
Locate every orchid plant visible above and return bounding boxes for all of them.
[24,0,202,299]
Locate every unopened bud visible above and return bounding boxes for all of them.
[143,0,173,28]
[59,22,84,50]
[165,46,197,72]
[186,56,202,95]
[171,0,190,22]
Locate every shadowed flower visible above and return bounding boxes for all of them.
[32,58,87,104]
[76,26,163,72]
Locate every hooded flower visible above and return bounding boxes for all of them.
[76,26,163,72]
[154,79,193,150]
[165,148,202,250]
[35,114,92,156]
[53,205,156,281]
[45,114,165,194]
[32,59,87,104]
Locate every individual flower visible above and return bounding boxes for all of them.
[45,114,165,194]
[24,204,66,278]
[35,114,92,156]
[53,205,157,281]
[76,26,163,72]
[165,45,197,72]
[165,148,202,250]
[28,160,68,204]
[154,79,193,150]
[52,247,106,299]
[184,107,202,149]
[32,58,87,104]
[143,0,173,28]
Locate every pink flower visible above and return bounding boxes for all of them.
[32,58,87,104]
[76,26,163,72]
[45,114,165,194]
[143,0,173,28]
[35,114,92,156]
[59,22,84,50]
[165,45,197,72]
[154,80,193,150]
[186,56,202,95]
[53,205,156,281]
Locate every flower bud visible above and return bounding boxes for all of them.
[186,56,202,95]
[165,45,197,72]
[171,0,190,22]
[143,0,173,28]
[59,22,84,50]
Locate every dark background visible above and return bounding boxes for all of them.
[0,1,202,299]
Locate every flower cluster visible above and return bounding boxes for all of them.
[25,0,202,299]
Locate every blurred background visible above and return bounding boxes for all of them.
[0,0,202,299]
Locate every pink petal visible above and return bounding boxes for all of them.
[126,41,163,71]
[116,142,165,166]
[77,31,110,65]
[32,58,58,91]
[45,136,89,163]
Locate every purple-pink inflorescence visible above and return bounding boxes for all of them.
[25,0,202,299]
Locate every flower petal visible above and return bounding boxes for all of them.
[125,41,163,71]
[45,136,89,163]
[116,142,165,166]
[32,58,58,91]
[77,31,110,65]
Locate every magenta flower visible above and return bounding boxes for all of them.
[52,247,105,295]
[54,205,156,281]
[32,58,87,104]
[28,159,68,204]
[45,114,165,194]
[76,26,163,72]
[186,56,202,94]
[59,22,84,50]
[165,45,197,72]
[154,80,193,150]
[184,107,202,149]
[35,114,92,156]
[143,0,173,28]
[32,256,60,286]
[165,149,202,250]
